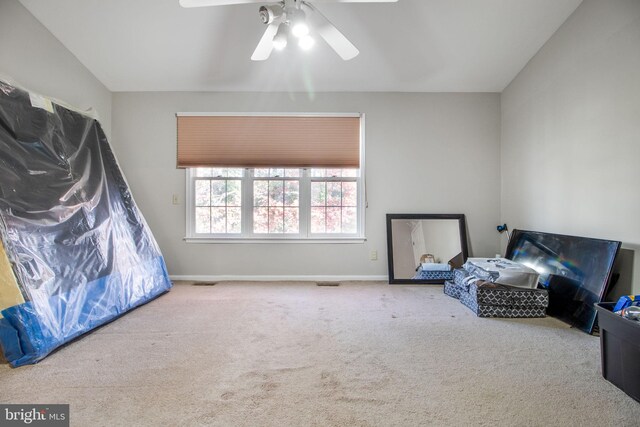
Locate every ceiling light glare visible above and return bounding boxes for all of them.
[291,21,309,38]
[298,35,315,51]
[272,23,288,50]
[290,10,309,38]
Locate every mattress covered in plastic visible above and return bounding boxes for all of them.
[0,80,172,366]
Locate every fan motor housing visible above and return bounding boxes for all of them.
[259,5,283,24]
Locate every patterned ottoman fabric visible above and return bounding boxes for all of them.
[470,282,549,307]
[453,268,472,287]
[444,280,464,300]
[445,268,549,318]
[460,294,546,318]
[459,292,547,318]
[413,270,455,281]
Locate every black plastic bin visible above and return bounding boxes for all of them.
[594,302,640,402]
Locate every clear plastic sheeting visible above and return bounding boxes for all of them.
[0,80,172,366]
[462,258,540,289]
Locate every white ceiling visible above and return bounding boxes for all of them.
[19,0,582,93]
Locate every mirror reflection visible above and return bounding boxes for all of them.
[386,214,468,284]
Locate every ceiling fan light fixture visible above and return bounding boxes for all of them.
[259,5,283,25]
[290,10,309,38]
[298,35,315,51]
[272,22,289,51]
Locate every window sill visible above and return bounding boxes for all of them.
[183,237,366,244]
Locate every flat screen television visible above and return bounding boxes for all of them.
[505,229,621,334]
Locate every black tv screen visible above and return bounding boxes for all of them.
[505,229,621,334]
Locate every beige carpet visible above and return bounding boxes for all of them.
[0,282,638,426]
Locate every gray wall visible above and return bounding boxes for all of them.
[0,1,112,136]
[112,92,501,279]
[501,0,640,294]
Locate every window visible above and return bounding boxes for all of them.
[178,112,364,242]
[193,168,242,234]
[186,167,364,241]
[309,169,359,234]
[252,168,301,234]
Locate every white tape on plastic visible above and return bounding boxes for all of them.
[29,92,54,113]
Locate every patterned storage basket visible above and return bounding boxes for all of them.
[470,282,548,307]
[444,280,464,300]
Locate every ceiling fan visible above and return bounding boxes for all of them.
[179,0,398,61]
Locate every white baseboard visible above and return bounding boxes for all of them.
[169,274,389,282]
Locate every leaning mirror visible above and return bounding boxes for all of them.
[386,214,469,284]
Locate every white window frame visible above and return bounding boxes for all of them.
[184,113,366,244]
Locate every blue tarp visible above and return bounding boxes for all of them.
[0,80,172,366]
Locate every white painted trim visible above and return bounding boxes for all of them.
[183,237,366,244]
[359,113,366,234]
[170,275,388,282]
[176,112,361,118]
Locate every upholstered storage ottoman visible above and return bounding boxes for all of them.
[445,278,549,318]
[414,269,455,281]
[468,282,548,307]
[453,268,471,286]
[459,282,548,318]
[459,294,547,317]
[444,280,464,300]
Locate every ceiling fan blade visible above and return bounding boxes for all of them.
[304,3,359,60]
[251,22,279,61]
[179,0,263,8]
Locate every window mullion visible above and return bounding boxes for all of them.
[299,168,311,238]
[208,178,214,234]
[242,169,253,237]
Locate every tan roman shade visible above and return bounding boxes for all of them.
[176,114,360,168]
